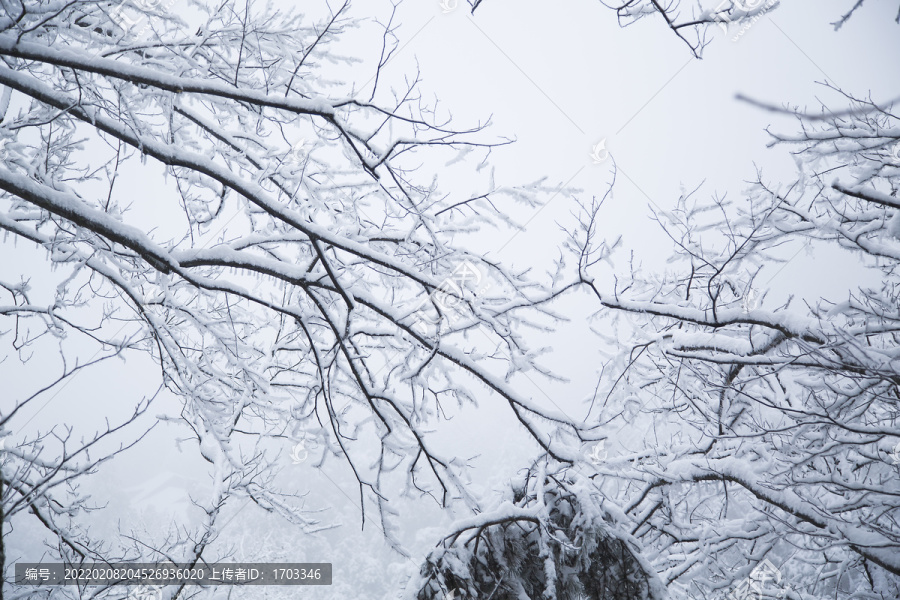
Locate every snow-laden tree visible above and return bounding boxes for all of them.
[570,85,900,598]
[408,457,664,600]
[0,0,594,596]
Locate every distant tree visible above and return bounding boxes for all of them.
[408,458,664,600]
